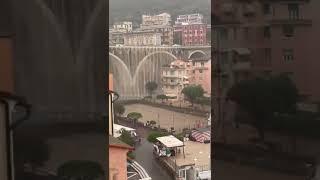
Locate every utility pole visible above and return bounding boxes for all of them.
[172,112,175,133]
[157,113,160,128]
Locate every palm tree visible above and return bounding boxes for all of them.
[127,112,143,126]
[145,81,158,101]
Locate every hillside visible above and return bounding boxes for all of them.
[109,0,211,27]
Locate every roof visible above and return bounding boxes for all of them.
[109,135,134,150]
[114,124,135,131]
[156,135,184,148]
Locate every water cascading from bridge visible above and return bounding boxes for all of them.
[109,47,177,99]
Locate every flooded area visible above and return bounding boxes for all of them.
[124,103,208,133]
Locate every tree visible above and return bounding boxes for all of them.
[227,75,298,141]
[114,103,125,117]
[145,81,158,97]
[196,96,211,108]
[57,160,104,180]
[119,130,136,159]
[157,94,168,103]
[182,85,205,107]
[127,112,143,126]
[149,120,157,128]
[147,131,169,143]
[119,129,135,147]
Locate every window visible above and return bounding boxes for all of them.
[243,27,249,40]
[220,28,228,40]
[282,25,294,37]
[193,62,196,66]
[221,52,229,64]
[233,28,237,40]
[264,48,271,64]
[193,70,195,73]
[288,4,299,20]
[201,62,205,67]
[171,79,174,82]
[264,26,271,38]
[283,49,294,61]
[284,72,294,79]
[199,69,203,73]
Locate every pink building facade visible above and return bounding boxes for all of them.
[181,24,207,46]
[190,59,211,97]
[109,136,134,180]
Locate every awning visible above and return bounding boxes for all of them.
[198,170,211,179]
[232,48,251,55]
[156,135,184,148]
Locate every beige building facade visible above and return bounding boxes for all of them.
[123,30,161,46]
[112,21,132,33]
[141,13,171,28]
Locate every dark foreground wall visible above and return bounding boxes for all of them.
[8,0,107,123]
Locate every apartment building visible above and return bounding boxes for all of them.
[175,13,204,25]
[139,26,174,46]
[112,21,133,33]
[123,30,161,46]
[161,60,191,100]
[141,13,171,28]
[161,58,211,99]
[213,0,320,103]
[182,23,208,46]
[109,30,124,46]
[139,13,173,45]
[173,13,207,46]
[190,58,211,97]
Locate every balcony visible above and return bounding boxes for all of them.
[243,4,256,16]
[232,61,252,71]
[194,66,209,70]
[163,81,180,85]
[221,3,235,15]
[268,18,312,26]
[162,74,179,78]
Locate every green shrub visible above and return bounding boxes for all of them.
[147,131,169,143]
[118,130,135,146]
[128,151,135,159]
[175,133,185,141]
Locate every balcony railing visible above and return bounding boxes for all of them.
[163,81,179,85]
[196,164,211,172]
[232,61,251,71]
[268,19,312,26]
[162,74,179,78]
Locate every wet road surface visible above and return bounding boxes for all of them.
[134,138,173,180]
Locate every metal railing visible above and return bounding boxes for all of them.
[196,164,211,172]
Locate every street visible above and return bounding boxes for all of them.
[134,138,173,180]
